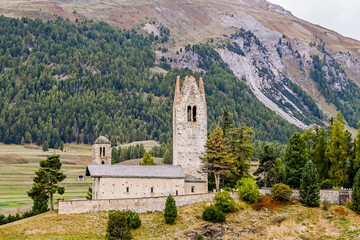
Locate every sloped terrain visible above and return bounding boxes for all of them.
[1,200,360,239]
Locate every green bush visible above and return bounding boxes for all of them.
[345,200,354,211]
[271,183,293,201]
[164,195,177,224]
[214,191,239,213]
[202,205,226,223]
[237,177,259,204]
[320,179,333,189]
[106,211,132,240]
[124,210,141,229]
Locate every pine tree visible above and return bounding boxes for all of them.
[86,186,92,200]
[300,160,320,207]
[327,112,348,187]
[221,108,233,136]
[352,169,360,214]
[28,155,66,210]
[284,132,309,188]
[272,158,286,184]
[228,122,254,182]
[201,126,233,192]
[24,131,32,143]
[163,149,172,164]
[106,211,132,240]
[254,145,277,187]
[139,151,156,165]
[164,195,177,224]
[354,122,360,172]
[314,127,328,181]
[42,141,49,151]
[59,141,64,152]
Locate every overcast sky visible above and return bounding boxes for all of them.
[267,0,360,41]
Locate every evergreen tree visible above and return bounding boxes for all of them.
[106,211,132,240]
[314,127,328,181]
[228,122,254,182]
[355,122,360,171]
[326,112,348,187]
[163,149,172,164]
[28,155,66,210]
[86,186,92,200]
[139,151,156,165]
[59,141,64,152]
[300,160,320,207]
[221,108,233,136]
[284,132,309,188]
[27,184,49,214]
[352,169,360,214]
[42,141,49,151]
[272,158,286,184]
[254,145,277,187]
[164,195,177,224]
[201,126,233,192]
[24,131,32,144]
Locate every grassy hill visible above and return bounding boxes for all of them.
[1,199,360,239]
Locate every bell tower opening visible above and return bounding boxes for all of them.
[187,106,192,122]
[192,106,197,122]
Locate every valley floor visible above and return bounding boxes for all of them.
[0,200,360,239]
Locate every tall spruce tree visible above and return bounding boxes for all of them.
[228,122,254,182]
[355,122,360,171]
[300,160,320,207]
[201,126,233,192]
[314,127,329,181]
[352,169,360,214]
[28,155,66,210]
[326,112,348,187]
[221,109,233,137]
[164,195,177,224]
[254,145,277,187]
[284,132,309,188]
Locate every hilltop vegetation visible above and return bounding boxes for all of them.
[0,16,301,147]
[1,200,360,239]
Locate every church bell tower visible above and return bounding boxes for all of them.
[173,76,207,181]
[92,136,112,165]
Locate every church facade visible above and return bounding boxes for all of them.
[86,76,208,199]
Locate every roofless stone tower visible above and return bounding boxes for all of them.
[92,136,112,165]
[173,76,207,181]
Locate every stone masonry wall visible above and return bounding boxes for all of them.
[58,192,238,214]
[260,188,351,204]
[92,143,111,165]
[58,189,352,215]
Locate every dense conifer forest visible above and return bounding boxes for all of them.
[0,16,301,147]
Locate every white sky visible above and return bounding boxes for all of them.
[267,0,360,41]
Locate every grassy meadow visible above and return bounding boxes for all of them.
[0,143,92,210]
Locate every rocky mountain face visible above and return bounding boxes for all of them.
[2,0,360,130]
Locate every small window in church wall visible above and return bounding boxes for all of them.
[176,190,178,196]
[151,187,154,193]
[193,106,197,122]
[187,106,192,122]
[191,186,195,193]
[126,187,129,193]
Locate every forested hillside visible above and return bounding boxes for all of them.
[0,16,300,147]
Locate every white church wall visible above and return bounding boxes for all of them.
[184,182,208,195]
[93,177,185,199]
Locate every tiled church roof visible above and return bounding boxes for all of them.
[94,136,111,144]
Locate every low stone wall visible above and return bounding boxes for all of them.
[260,188,351,205]
[58,192,239,215]
[58,189,352,215]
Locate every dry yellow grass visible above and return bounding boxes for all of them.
[1,200,360,239]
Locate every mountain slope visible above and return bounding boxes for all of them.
[1,0,360,137]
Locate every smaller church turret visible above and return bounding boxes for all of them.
[92,136,111,165]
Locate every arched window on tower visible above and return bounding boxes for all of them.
[103,147,106,157]
[193,106,197,122]
[187,106,192,122]
[99,147,102,157]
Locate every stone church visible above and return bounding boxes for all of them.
[86,76,208,199]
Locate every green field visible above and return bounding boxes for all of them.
[0,143,92,209]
